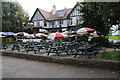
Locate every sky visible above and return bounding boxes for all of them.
[16,0,80,18]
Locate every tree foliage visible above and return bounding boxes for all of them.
[78,2,120,35]
[2,1,29,32]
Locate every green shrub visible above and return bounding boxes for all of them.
[101,51,120,61]
[1,38,16,42]
[108,36,120,40]
[115,42,120,44]
[77,36,88,42]
[62,37,73,42]
[62,35,89,42]
[90,37,110,47]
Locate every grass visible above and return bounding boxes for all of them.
[101,51,120,61]
[108,36,120,40]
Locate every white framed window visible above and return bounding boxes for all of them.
[44,21,47,26]
[36,22,40,26]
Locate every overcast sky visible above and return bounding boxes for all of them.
[16,0,80,18]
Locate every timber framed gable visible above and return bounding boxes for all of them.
[30,8,46,22]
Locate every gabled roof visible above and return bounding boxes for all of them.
[67,2,81,17]
[30,7,73,21]
[38,8,50,20]
[47,8,73,21]
[30,2,81,22]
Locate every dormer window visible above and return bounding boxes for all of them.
[57,10,66,17]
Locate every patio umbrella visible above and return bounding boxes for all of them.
[88,31,104,41]
[29,34,35,38]
[35,33,47,37]
[16,32,30,37]
[47,32,68,40]
[90,31,104,37]
[0,32,5,37]
[1,32,15,37]
[75,34,86,36]
[62,31,69,34]
[77,27,95,34]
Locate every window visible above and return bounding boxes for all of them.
[57,10,66,17]
[51,21,55,28]
[70,18,72,25]
[59,20,63,27]
[76,18,79,24]
[36,22,40,26]
[59,20,63,24]
[52,21,55,25]
[44,21,47,26]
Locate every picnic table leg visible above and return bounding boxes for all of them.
[12,48,14,51]
[114,48,116,51]
[66,51,69,55]
[34,50,37,54]
[38,49,40,52]
[88,55,91,59]
[47,49,51,56]
[26,50,29,53]
[93,53,96,56]
[73,54,77,58]
[47,52,50,56]
[18,49,20,52]
[56,51,60,56]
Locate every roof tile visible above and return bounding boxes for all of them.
[38,8,73,21]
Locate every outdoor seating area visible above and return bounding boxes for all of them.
[0,40,103,59]
[0,27,119,59]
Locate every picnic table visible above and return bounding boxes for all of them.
[72,43,99,59]
[112,44,120,51]
[47,46,62,56]
[36,45,43,52]
[26,45,37,54]
[73,47,87,58]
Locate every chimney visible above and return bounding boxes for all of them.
[64,7,66,9]
[52,5,56,15]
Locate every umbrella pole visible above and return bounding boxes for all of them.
[69,33,70,43]
[76,36,77,42]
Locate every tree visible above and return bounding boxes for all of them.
[2,1,29,32]
[77,2,120,35]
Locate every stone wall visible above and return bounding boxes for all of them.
[0,51,120,71]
